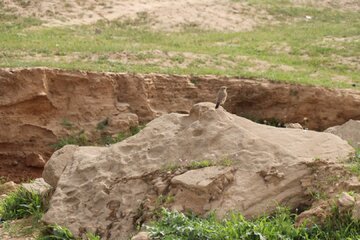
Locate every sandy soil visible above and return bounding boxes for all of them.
[3,0,358,31]
[3,0,274,31]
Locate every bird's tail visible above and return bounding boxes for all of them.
[215,102,220,109]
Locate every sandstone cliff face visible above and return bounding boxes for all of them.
[42,103,354,239]
[1,68,360,181]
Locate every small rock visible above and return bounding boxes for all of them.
[11,160,19,166]
[171,204,184,212]
[295,202,330,227]
[338,192,355,210]
[131,232,150,240]
[25,153,46,168]
[0,181,18,195]
[22,178,52,197]
[284,123,303,129]
[342,176,360,192]
[154,181,168,195]
[352,199,360,220]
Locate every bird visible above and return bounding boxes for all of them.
[215,86,227,109]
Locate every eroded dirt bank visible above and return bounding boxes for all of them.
[1,68,360,181]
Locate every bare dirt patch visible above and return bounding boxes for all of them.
[2,0,275,31]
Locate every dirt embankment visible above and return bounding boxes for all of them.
[1,67,360,181]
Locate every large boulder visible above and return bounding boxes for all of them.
[325,119,360,149]
[42,102,354,239]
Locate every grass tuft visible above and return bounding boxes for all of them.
[38,225,101,240]
[348,148,360,176]
[51,130,89,150]
[188,160,215,169]
[0,187,44,221]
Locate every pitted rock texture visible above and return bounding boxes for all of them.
[1,67,360,181]
[42,102,353,239]
[325,119,360,148]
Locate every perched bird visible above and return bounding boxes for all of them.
[215,86,228,109]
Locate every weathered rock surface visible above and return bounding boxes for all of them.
[42,102,353,239]
[0,181,18,196]
[22,178,52,197]
[325,119,360,148]
[42,145,79,188]
[338,192,355,210]
[352,197,360,220]
[1,68,360,180]
[131,232,150,240]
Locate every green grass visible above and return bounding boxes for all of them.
[1,217,45,239]
[52,122,146,150]
[51,130,89,150]
[0,187,44,221]
[37,225,101,240]
[188,160,215,169]
[148,207,360,240]
[0,186,99,239]
[0,3,359,88]
[348,148,360,175]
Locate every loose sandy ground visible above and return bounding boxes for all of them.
[3,0,274,31]
[3,0,359,31]
[3,0,360,31]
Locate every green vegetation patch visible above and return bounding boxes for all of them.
[0,187,44,221]
[38,225,100,240]
[348,148,360,176]
[148,207,360,240]
[52,118,146,150]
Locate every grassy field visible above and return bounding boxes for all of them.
[0,1,359,88]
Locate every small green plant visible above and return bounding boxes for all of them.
[218,158,233,166]
[96,118,109,131]
[162,163,181,173]
[51,130,89,150]
[86,232,101,240]
[38,225,101,240]
[130,125,145,136]
[309,190,328,201]
[0,187,44,221]
[38,225,75,240]
[170,55,185,64]
[60,118,74,130]
[156,195,175,206]
[99,132,127,145]
[188,160,214,169]
[348,148,360,176]
[153,195,176,218]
